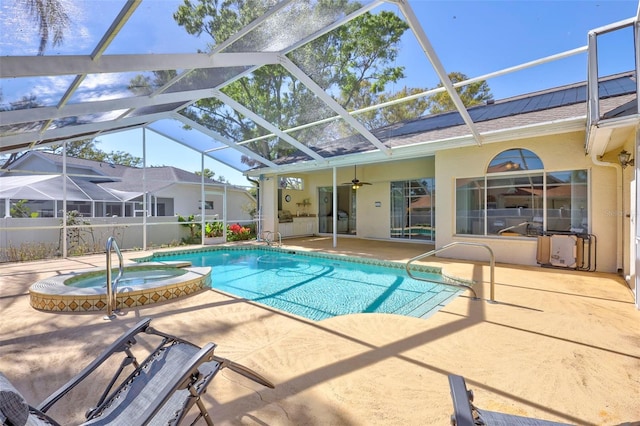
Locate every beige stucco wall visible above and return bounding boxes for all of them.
[262,132,624,273]
[436,131,619,272]
[274,158,435,239]
[260,176,278,235]
[155,184,254,222]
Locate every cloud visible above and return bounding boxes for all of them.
[71,73,139,103]
[0,0,91,55]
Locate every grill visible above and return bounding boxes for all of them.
[278,210,293,223]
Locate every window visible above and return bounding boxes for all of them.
[456,149,588,236]
[391,178,435,241]
[279,176,303,190]
[67,201,91,216]
[199,201,214,209]
[546,170,588,232]
[487,148,543,172]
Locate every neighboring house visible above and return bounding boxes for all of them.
[0,151,255,221]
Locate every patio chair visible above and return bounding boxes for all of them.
[448,374,573,426]
[0,318,274,426]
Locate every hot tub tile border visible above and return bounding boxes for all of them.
[29,267,211,312]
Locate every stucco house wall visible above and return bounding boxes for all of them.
[435,131,619,272]
[155,184,255,222]
[353,159,434,239]
[260,176,279,235]
[274,158,434,239]
[266,133,622,273]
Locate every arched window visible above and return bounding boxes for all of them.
[487,149,543,173]
[456,149,588,237]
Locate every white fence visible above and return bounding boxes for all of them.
[0,216,256,262]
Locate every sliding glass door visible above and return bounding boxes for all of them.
[390,178,435,241]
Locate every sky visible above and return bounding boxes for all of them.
[392,0,637,96]
[1,0,638,186]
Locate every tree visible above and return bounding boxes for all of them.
[108,151,144,168]
[378,87,430,124]
[10,200,38,218]
[347,83,430,129]
[44,140,143,167]
[23,0,70,55]
[425,72,493,115]
[195,168,228,183]
[168,1,410,166]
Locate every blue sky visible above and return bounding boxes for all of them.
[1,0,637,185]
[395,1,636,96]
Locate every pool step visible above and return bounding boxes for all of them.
[399,288,461,319]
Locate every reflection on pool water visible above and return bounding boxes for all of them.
[138,247,464,321]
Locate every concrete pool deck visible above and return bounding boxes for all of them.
[1,237,639,425]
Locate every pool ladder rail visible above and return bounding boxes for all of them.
[104,236,124,320]
[261,231,282,247]
[405,242,495,302]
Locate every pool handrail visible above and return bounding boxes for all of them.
[105,236,124,320]
[405,242,495,302]
[261,231,282,247]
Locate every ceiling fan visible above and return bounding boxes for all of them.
[343,165,371,189]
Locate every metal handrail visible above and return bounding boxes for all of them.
[261,231,272,245]
[261,231,282,247]
[405,242,495,302]
[105,236,124,320]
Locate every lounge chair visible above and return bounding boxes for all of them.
[0,318,274,426]
[448,374,573,425]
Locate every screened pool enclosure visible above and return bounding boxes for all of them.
[0,0,638,304]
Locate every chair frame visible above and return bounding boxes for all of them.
[448,374,572,426]
[26,318,273,425]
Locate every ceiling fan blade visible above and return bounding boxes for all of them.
[342,165,371,188]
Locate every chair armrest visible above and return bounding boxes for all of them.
[36,318,152,413]
[448,374,475,426]
[213,355,275,389]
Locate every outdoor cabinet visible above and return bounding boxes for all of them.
[279,217,315,238]
[279,222,294,237]
[293,217,315,236]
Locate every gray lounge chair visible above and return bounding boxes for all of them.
[0,318,274,426]
[448,374,573,426]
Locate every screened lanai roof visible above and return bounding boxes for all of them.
[0,174,125,202]
[1,0,638,177]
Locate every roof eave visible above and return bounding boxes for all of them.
[248,117,587,176]
[585,113,640,156]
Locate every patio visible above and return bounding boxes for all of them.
[1,237,638,425]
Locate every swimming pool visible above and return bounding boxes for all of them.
[138,247,462,321]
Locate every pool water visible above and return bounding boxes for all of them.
[66,268,188,289]
[150,249,459,321]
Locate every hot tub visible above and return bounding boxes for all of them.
[29,264,211,312]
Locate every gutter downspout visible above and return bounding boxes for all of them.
[591,151,623,272]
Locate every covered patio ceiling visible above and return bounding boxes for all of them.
[0,0,637,178]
